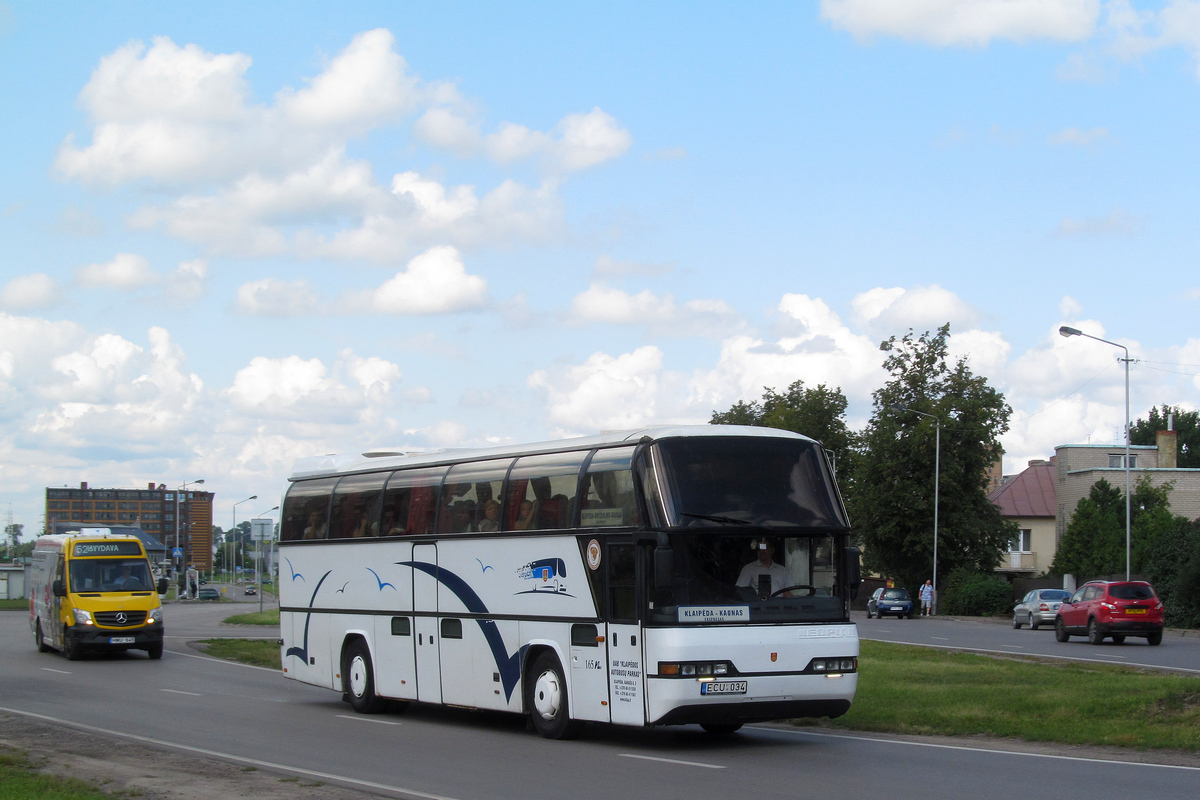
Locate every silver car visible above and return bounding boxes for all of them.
[1012,588,1072,629]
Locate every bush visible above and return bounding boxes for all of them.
[940,568,1012,616]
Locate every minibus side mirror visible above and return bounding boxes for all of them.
[157,578,169,595]
[52,580,66,598]
[846,547,862,601]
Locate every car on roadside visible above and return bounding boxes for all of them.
[867,587,914,619]
[1012,588,1072,630]
[1054,580,1164,645]
[197,587,221,601]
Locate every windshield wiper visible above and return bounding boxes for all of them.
[678,512,751,526]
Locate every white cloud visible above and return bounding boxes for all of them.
[819,0,1100,46]
[1,274,62,311]
[529,346,670,433]
[235,278,321,317]
[75,253,157,289]
[567,282,741,337]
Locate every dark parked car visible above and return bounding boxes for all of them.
[1012,588,1072,629]
[868,587,914,619]
[1055,580,1164,645]
[197,587,221,601]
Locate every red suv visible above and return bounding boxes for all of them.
[1054,581,1164,646]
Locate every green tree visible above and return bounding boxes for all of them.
[1130,405,1200,468]
[710,380,856,473]
[1052,476,1178,578]
[849,325,1015,594]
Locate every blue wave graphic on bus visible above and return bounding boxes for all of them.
[515,557,571,595]
[401,561,529,702]
[285,570,332,664]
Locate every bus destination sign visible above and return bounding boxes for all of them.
[73,541,143,557]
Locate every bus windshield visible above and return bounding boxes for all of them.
[69,559,154,593]
[650,436,847,529]
[649,532,847,624]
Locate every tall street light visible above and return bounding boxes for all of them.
[891,403,940,612]
[1059,325,1132,581]
[232,495,257,584]
[174,479,204,578]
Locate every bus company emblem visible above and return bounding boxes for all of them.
[515,558,571,595]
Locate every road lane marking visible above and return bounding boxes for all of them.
[41,668,71,675]
[757,727,1200,771]
[858,638,1200,674]
[0,706,462,800]
[619,753,726,769]
[161,689,204,696]
[336,714,402,725]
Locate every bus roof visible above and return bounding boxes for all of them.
[288,424,818,481]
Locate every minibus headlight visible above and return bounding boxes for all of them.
[72,609,94,625]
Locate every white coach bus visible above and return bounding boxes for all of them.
[278,425,861,738]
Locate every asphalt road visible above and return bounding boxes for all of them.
[855,611,1200,674]
[2,607,1198,800]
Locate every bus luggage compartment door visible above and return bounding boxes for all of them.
[412,544,441,704]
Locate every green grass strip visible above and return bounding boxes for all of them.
[222,608,280,626]
[197,638,281,669]
[0,747,122,800]
[798,640,1200,752]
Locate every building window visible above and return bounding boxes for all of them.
[1108,454,1137,468]
[1008,529,1032,553]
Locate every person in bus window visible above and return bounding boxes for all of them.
[514,499,538,530]
[736,540,789,598]
[478,499,500,532]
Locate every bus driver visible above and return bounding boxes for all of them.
[736,540,789,599]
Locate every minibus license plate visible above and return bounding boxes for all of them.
[109,636,136,644]
[701,681,747,695]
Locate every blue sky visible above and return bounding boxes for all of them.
[2,1,1199,535]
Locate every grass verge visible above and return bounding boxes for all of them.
[196,637,280,669]
[795,640,1200,752]
[0,746,123,800]
[222,608,280,625]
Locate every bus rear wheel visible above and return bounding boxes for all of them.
[342,640,387,714]
[528,652,582,740]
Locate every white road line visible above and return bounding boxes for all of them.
[757,727,1200,771]
[619,753,726,769]
[41,667,72,675]
[860,638,1200,674]
[335,714,402,726]
[0,706,460,800]
[161,689,204,696]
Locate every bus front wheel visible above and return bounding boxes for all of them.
[342,640,388,714]
[528,652,582,740]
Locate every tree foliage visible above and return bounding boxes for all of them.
[1130,404,1200,468]
[1051,476,1176,579]
[849,325,1015,595]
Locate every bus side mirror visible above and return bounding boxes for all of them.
[52,580,66,598]
[157,578,169,595]
[846,547,862,601]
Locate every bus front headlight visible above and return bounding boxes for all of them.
[72,609,94,626]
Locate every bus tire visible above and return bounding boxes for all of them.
[527,651,582,740]
[342,639,388,714]
[34,620,51,653]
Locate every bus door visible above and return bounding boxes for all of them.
[605,542,645,726]
[412,543,441,703]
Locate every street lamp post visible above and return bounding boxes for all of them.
[174,479,204,581]
[890,403,940,613]
[232,495,257,585]
[1059,325,1133,581]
